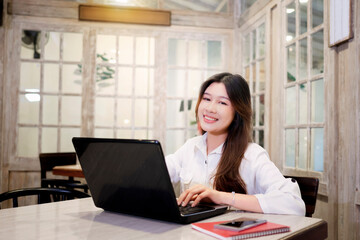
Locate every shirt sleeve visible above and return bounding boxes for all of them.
[165,141,190,184]
[244,147,306,216]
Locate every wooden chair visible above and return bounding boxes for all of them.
[0,187,90,208]
[39,152,88,193]
[284,175,319,217]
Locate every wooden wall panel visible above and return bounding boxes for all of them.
[355,2,360,240]
[0,4,4,195]
[1,0,360,239]
[9,0,234,29]
[268,2,283,169]
[3,171,40,208]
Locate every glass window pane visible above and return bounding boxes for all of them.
[188,70,202,98]
[44,64,59,92]
[255,97,259,126]
[167,99,185,128]
[63,33,82,62]
[259,94,265,126]
[252,96,256,126]
[42,96,59,125]
[310,127,324,171]
[166,130,185,155]
[187,128,198,139]
[312,0,324,28]
[311,78,324,122]
[149,38,155,66]
[136,37,153,65]
[134,99,150,127]
[148,99,154,128]
[163,0,227,13]
[205,70,219,79]
[243,34,250,65]
[311,30,324,76]
[61,96,81,125]
[20,62,40,91]
[299,38,308,80]
[300,1,308,34]
[117,67,133,96]
[259,60,265,91]
[117,99,132,127]
[21,30,42,60]
[244,66,250,82]
[168,39,186,66]
[298,128,307,169]
[259,130,264,147]
[286,2,296,42]
[258,23,265,57]
[252,63,256,91]
[135,68,153,96]
[41,127,58,153]
[118,36,134,65]
[287,44,296,83]
[95,97,114,126]
[188,40,202,67]
[286,86,296,125]
[134,130,151,139]
[18,94,39,124]
[96,64,115,95]
[117,129,132,139]
[240,0,257,14]
[94,129,114,138]
[251,30,256,60]
[207,41,221,67]
[167,69,185,97]
[62,64,82,94]
[44,32,60,61]
[96,35,116,64]
[187,99,196,128]
[285,129,296,167]
[299,83,307,124]
[18,127,38,157]
[60,128,80,152]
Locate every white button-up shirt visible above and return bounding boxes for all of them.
[165,133,306,216]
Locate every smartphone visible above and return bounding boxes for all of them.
[214,218,267,232]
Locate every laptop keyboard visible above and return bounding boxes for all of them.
[179,204,214,216]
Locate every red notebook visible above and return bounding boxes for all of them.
[191,221,290,240]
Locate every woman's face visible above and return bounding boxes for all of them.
[197,82,235,136]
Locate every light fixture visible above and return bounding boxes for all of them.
[25,89,40,102]
[79,5,171,26]
[286,8,295,14]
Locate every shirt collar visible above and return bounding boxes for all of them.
[195,132,224,156]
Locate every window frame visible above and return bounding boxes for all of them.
[282,0,325,178]
[165,32,230,155]
[240,19,267,148]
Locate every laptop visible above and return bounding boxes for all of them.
[72,137,228,224]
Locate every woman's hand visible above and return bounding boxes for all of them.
[177,184,225,207]
[177,184,263,213]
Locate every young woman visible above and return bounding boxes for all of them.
[165,72,305,216]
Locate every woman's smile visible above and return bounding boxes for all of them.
[203,114,218,123]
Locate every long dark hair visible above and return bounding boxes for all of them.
[195,72,252,194]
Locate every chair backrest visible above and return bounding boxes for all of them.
[39,152,77,179]
[0,187,90,208]
[284,175,319,217]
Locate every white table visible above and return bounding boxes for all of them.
[0,198,327,240]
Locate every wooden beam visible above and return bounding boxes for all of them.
[0,0,3,26]
[79,5,171,26]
